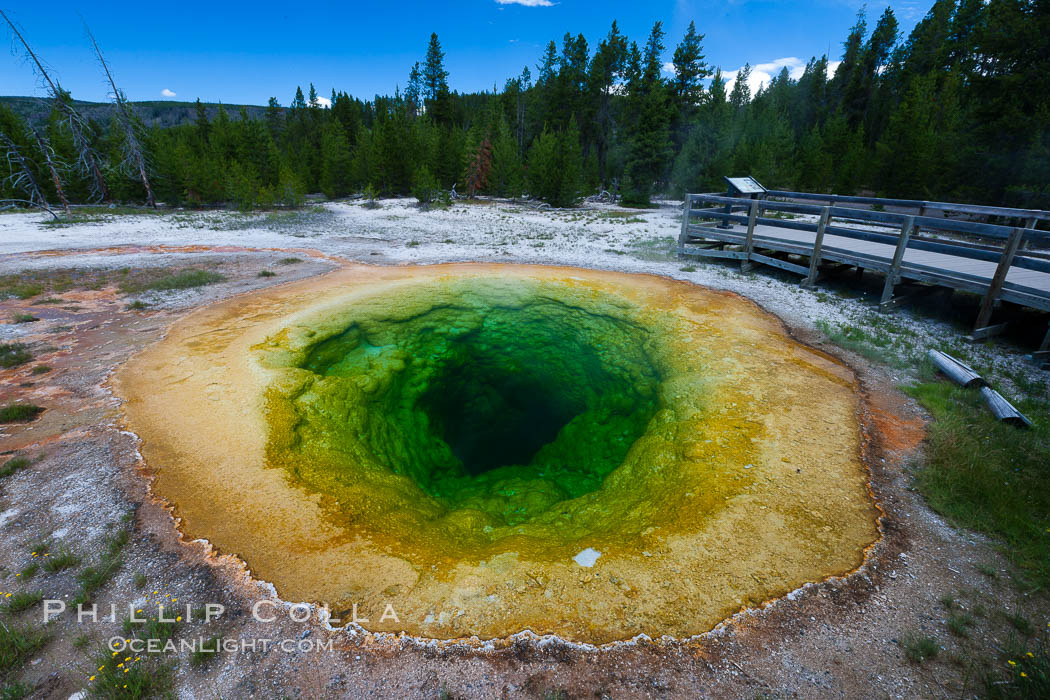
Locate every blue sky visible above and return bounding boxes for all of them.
[1,1,925,106]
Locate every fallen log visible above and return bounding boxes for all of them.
[927,349,987,388]
[979,386,1032,428]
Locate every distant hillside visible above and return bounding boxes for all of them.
[0,96,271,129]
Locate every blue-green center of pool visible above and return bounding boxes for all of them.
[295,296,662,525]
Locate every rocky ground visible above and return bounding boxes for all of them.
[0,199,1047,699]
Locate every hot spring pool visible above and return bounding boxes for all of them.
[115,263,879,644]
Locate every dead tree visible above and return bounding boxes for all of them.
[0,128,48,209]
[1,9,111,203]
[86,25,156,207]
[29,128,71,215]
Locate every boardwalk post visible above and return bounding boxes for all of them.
[802,207,831,289]
[1021,216,1036,251]
[678,194,692,256]
[879,216,915,311]
[740,199,759,272]
[971,226,1024,339]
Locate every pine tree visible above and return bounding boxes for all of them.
[670,20,711,141]
[320,120,354,198]
[463,135,492,197]
[842,8,898,127]
[264,97,284,140]
[406,62,423,118]
[488,116,523,197]
[423,33,449,102]
[729,64,752,110]
[622,23,672,206]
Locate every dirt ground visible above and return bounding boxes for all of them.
[0,200,1047,699]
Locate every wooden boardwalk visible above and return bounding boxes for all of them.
[678,192,1050,348]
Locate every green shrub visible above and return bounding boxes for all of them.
[0,456,30,478]
[0,343,32,368]
[412,165,440,206]
[0,404,43,423]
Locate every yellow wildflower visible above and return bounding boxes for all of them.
[1021,672,1028,678]
[89,676,95,681]
[1008,660,1016,667]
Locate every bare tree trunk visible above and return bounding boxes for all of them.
[86,25,156,207]
[0,129,49,209]
[30,129,71,216]
[1,9,111,203]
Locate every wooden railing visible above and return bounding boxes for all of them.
[679,192,1050,346]
[764,190,1050,228]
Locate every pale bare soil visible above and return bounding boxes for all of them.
[0,199,1046,699]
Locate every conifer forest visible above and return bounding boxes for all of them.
[2,0,1048,212]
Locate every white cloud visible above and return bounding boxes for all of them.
[160,88,176,98]
[314,96,332,108]
[662,62,676,75]
[495,0,554,6]
[724,57,841,96]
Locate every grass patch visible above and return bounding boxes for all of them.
[903,377,1050,590]
[815,319,912,368]
[10,314,37,324]
[86,642,174,699]
[1,265,225,300]
[3,591,43,613]
[133,572,147,589]
[1003,612,1034,636]
[900,632,940,663]
[0,405,43,423]
[121,612,179,647]
[73,527,130,606]
[125,300,149,311]
[0,682,31,699]
[18,563,38,580]
[277,257,303,265]
[0,344,32,369]
[984,633,1049,699]
[190,635,221,667]
[679,265,697,272]
[947,613,974,637]
[257,269,276,277]
[977,563,999,579]
[0,621,48,675]
[30,365,51,375]
[41,548,80,573]
[118,269,225,294]
[0,457,30,479]
[0,283,43,300]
